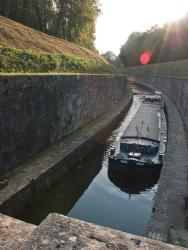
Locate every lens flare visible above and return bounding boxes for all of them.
[139,51,151,65]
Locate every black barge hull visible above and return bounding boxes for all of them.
[108,156,162,174]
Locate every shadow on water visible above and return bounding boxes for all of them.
[18,143,107,225]
[17,86,163,236]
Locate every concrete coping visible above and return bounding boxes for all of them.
[0,213,36,250]
[21,213,186,250]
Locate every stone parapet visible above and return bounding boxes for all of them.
[0,213,36,250]
[21,213,186,250]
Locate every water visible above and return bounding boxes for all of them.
[18,87,161,236]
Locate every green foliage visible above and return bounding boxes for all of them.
[0,0,54,32]
[53,0,100,50]
[102,51,122,68]
[119,14,188,67]
[0,45,116,73]
[0,0,100,50]
[123,59,188,77]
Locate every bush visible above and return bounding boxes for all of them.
[0,45,116,74]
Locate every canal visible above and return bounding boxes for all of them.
[17,85,161,237]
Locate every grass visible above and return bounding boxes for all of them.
[0,44,116,74]
[123,59,188,77]
[0,15,106,62]
[0,15,117,74]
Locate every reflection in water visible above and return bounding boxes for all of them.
[108,166,160,196]
[18,144,106,225]
[17,88,162,236]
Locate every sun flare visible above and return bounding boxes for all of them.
[160,2,188,23]
[96,0,188,54]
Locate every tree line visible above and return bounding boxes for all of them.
[119,14,188,67]
[0,0,100,50]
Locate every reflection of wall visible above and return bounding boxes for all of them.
[135,77,188,134]
[0,75,127,174]
[18,144,106,225]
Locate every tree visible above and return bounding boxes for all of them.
[102,51,117,64]
[53,0,100,50]
[0,0,100,50]
[119,14,188,67]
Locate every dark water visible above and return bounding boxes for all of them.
[18,89,160,236]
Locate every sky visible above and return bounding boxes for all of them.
[95,0,188,55]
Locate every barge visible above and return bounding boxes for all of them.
[109,92,167,171]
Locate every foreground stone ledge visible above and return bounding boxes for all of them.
[0,213,36,250]
[21,213,186,250]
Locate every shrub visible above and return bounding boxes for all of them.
[0,45,116,74]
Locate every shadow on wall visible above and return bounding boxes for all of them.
[0,75,127,174]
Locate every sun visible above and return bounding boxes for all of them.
[95,0,188,55]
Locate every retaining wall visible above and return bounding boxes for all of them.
[0,75,127,173]
[134,76,188,133]
[132,76,188,246]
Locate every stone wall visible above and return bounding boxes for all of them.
[0,75,127,174]
[132,77,188,247]
[134,76,188,133]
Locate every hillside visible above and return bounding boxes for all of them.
[0,16,113,73]
[124,59,188,77]
[0,15,105,62]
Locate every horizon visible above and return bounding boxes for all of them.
[95,0,188,55]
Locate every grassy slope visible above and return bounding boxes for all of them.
[124,59,188,77]
[0,16,114,73]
